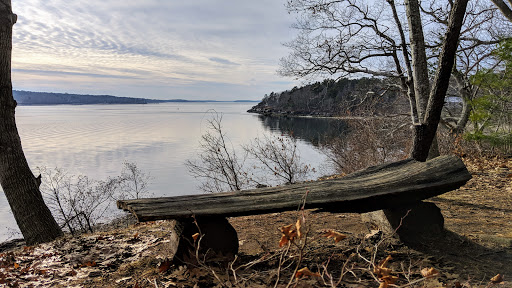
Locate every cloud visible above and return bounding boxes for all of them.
[11,0,300,100]
[209,57,240,66]
[12,68,139,79]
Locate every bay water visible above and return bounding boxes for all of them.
[0,103,340,242]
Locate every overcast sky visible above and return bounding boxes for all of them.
[11,1,299,101]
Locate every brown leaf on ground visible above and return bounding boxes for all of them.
[81,261,97,267]
[158,260,172,273]
[378,275,399,288]
[421,267,440,278]
[490,273,504,284]
[295,267,321,279]
[279,224,298,247]
[381,275,398,284]
[23,246,34,253]
[296,218,304,239]
[374,255,393,278]
[320,230,347,243]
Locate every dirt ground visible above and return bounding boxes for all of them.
[0,156,511,287]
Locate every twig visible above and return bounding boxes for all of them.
[274,242,292,288]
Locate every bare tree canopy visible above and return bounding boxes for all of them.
[281,0,509,84]
[280,0,506,160]
[490,0,512,22]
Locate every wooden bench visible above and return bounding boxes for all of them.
[117,155,471,262]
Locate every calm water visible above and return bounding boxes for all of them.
[0,103,338,242]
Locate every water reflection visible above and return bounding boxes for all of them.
[256,115,349,145]
[0,103,331,242]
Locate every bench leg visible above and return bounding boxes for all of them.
[361,201,445,244]
[174,216,239,265]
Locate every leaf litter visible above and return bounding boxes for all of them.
[0,156,510,287]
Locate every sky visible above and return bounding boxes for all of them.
[11,1,300,101]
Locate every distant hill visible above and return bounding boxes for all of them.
[12,90,260,105]
[13,90,148,105]
[248,78,408,117]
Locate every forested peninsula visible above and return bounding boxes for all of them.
[13,90,148,105]
[248,78,409,117]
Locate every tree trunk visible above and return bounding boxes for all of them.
[0,0,62,245]
[118,155,471,220]
[410,0,469,161]
[490,0,512,23]
[452,71,473,134]
[404,0,430,121]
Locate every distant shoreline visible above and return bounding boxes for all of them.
[13,90,259,106]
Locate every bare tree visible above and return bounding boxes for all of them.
[186,114,316,192]
[0,0,62,244]
[280,0,471,161]
[40,169,117,234]
[244,134,313,185]
[116,162,152,200]
[38,167,74,233]
[421,1,509,133]
[323,118,411,174]
[185,112,249,193]
[39,163,150,235]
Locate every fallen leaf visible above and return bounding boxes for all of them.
[295,267,321,279]
[296,218,304,239]
[159,260,172,273]
[421,267,440,278]
[81,261,97,267]
[13,263,19,269]
[23,246,34,253]
[490,274,504,284]
[379,255,392,268]
[374,255,393,277]
[364,230,382,240]
[374,266,392,277]
[35,269,47,275]
[63,270,77,277]
[320,230,347,243]
[279,235,289,247]
[279,224,298,247]
[381,275,398,284]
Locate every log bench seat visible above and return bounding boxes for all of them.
[117,155,471,262]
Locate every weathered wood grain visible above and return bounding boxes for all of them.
[117,155,471,222]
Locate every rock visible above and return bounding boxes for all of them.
[361,201,445,244]
[175,217,239,264]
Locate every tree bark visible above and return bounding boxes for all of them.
[452,71,473,134]
[0,0,62,245]
[411,0,469,161]
[490,0,512,22]
[404,0,430,121]
[118,155,471,220]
